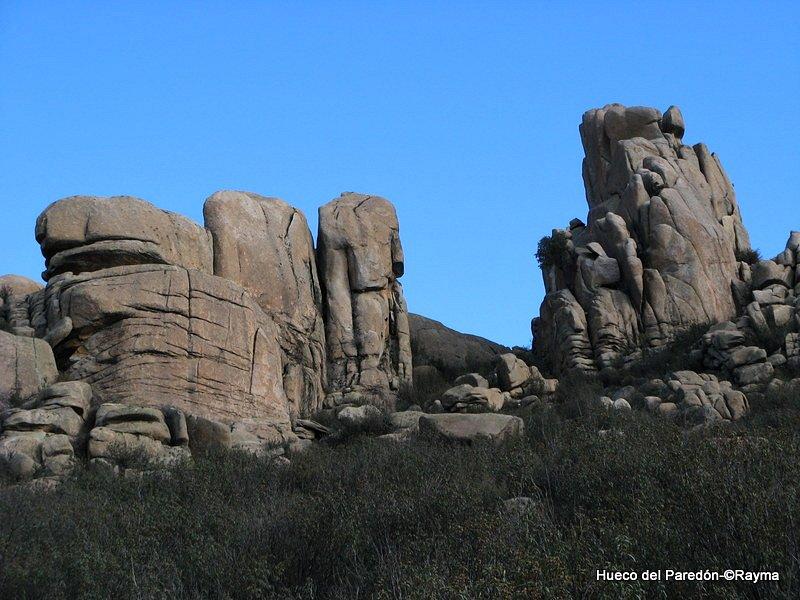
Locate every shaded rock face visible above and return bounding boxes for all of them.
[535,105,750,373]
[0,274,43,336]
[35,195,213,281]
[0,330,58,409]
[203,191,326,417]
[317,193,412,397]
[33,264,294,444]
[408,313,509,378]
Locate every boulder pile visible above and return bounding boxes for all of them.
[433,352,557,414]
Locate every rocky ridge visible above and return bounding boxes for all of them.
[2,103,797,485]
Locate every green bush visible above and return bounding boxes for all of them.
[735,247,762,265]
[1,404,799,599]
[535,231,571,271]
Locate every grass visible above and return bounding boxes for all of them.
[2,388,799,599]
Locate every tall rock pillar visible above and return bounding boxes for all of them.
[317,193,412,402]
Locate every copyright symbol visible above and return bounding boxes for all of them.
[724,570,734,580]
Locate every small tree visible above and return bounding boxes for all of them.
[536,230,571,271]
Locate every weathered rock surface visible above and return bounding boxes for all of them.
[0,274,43,335]
[317,193,412,397]
[0,381,91,479]
[35,195,213,280]
[440,384,505,413]
[0,330,58,408]
[337,404,383,428]
[35,264,294,444]
[535,105,751,373]
[418,413,524,445]
[408,313,509,377]
[204,191,326,417]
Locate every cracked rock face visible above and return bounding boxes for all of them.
[204,191,327,418]
[317,193,412,397]
[35,264,294,444]
[0,330,58,408]
[536,105,750,373]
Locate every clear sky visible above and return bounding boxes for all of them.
[1,1,798,347]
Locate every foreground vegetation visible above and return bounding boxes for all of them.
[1,390,799,599]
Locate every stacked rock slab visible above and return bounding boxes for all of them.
[317,193,412,401]
[35,195,213,280]
[203,191,327,418]
[0,381,91,479]
[535,105,750,373]
[32,196,295,446]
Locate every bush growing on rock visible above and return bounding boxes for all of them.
[735,247,762,265]
[535,230,571,271]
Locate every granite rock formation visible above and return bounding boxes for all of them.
[34,264,294,444]
[317,193,412,402]
[203,191,327,418]
[35,195,213,280]
[2,189,414,481]
[534,105,752,373]
[408,313,510,378]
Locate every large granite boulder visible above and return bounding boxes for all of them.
[418,413,524,445]
[535,105,750,372]
[204,191,326,417]
[408,313,509,378]
[317,193,412,399]
[35,195,213,280]
[0,330,58,408]
[33,264,294,445]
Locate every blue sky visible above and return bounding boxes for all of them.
[1,1,798,346]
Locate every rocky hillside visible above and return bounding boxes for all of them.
[1,104,798,488]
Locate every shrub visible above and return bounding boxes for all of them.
[2,402,799,598]
[553,369,604,418]
[629,323,707,379]
[735,247,762,265]
[748,322,794,355]
[535,230,571,271]
[396,368,448,410]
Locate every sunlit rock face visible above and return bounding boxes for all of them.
[317,193,412,401]
[204,191,327,418]
[31,195,296,444]
[35,195,214,280]
[535,105,751,373]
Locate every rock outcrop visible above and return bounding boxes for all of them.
[35,195,213,280]
[317,193,412,401]
[0,381,90,479]
[408,313,509,377]
[203,191,327,417]
[1,188,420,481]
[34,264,294,445]
[534,105,752,373]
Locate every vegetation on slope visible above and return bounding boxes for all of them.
[1,381,799,599]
